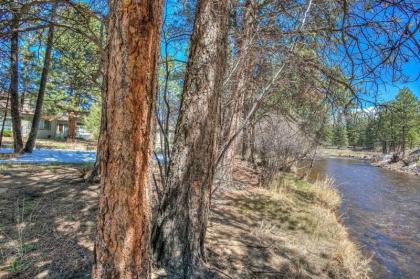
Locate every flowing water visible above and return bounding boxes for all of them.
[309,158,420,279]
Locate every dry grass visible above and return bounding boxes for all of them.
[319,148,379,160]
[312,177,341,211]
[269,174,370,279]
[207,171,370,279]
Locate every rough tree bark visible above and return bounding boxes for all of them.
[9,13,23,152]
[91,0,163,278]
[23,3,57,153]
[151,0,229,277]
[216,0,257,187]
[66,111,77,143]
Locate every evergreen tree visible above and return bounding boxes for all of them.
[392,88,419,155]
[321,124,334,145]
[45,8,101,142]
[333,123,349,148]
[333,113,349,148]
[363,117,377,149]
[83,100,101,140]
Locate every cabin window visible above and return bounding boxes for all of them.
[40,120,51,130]
[58,123,65,133]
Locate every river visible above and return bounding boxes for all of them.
[309,158,420,279]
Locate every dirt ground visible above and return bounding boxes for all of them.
[0,165,97,278]
[0,163,368,278]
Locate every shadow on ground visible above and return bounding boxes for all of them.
[0,163,353,279]
[0,165,98,278]
[206,189,332,279]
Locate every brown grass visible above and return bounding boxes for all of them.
[270,174,370,279]
[312,177,341,211]
[207,171,370,279]
[319,148,379,160]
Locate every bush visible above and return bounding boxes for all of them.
[255,115,316,182]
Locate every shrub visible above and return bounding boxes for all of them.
[2,130,12,137]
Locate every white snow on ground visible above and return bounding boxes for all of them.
[0,148,96,164]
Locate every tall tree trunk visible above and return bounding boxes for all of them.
[241,89,256,161]
[9,14,23,152]
[66,111,77,143]
[85,21,107,184]
[401,125,406,157]
[248,120,256,163]
[216,0,256,187]
[23,5,57,153]
[92,0,163,278]
[0,92,10,148]
[152,0,229,277]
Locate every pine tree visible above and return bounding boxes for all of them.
[334,123,349,148]
[392,88,419,156]
[92,1,163,277]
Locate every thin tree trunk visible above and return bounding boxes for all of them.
[402,126,406,157]
[152,0,229,277]
[242,124,249,159]
[92,0,163,278]
[20,76,27,111]
[216,0,256,187]
[241,88,257,162]
[67,111,77,143]
[23,4,57,153]
[0,92,10,148]
[9,14,23,152]
[85,21,107,184]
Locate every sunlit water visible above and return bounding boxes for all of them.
[309,158,420,279]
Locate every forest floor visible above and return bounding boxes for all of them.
[0,163,369,279]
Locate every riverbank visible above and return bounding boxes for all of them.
[319,148,420,176]
[371,160,419,176]
[310,158,420,278]
[208,172,370,278]
[0,164,369,278]
[318,148,378,160]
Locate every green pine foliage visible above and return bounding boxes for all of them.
[83,101,101,140]
[333,124,349,148]
[327,88,419,153]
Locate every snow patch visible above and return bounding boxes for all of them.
[0,148,96,164]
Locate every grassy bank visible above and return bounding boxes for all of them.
[0,164,369,278]
[208,172,370,278]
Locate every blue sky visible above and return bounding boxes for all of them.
[380,61,420,101]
